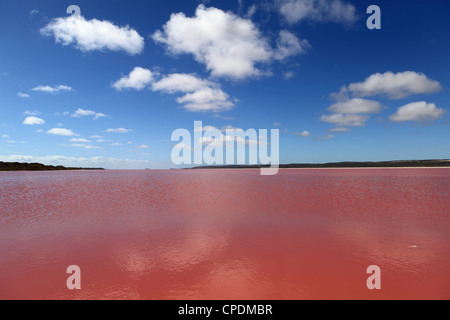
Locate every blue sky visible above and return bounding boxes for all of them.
[0,0,449,169]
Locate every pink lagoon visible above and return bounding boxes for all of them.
[0,168,449,300]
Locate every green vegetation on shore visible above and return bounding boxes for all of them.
[0,162,104,171]
[191,159,450,169]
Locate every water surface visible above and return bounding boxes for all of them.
[0,169,449,299]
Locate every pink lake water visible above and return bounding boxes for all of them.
[0,168,449,300]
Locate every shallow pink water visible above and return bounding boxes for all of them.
[0,169,449,300]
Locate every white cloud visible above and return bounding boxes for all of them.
[328,127,351,133]
[70,138,90,143]
[320,114,370,127]
[340,71,442,100]
[389,101,446,122]
[152,73,210,93]
[24,110,42,116]
[328,98,384,114]
[17,92,30,98]
[71,108,108,119]
[112,67,155,91]
[176,87,234,112]
[274,30,309,60]
[110,143,123,146]
[41,15,144,55]
[90,135,103,139]
[47,128,75,136]
[278,0,358,25]
[23,116,45,126]
[292,130,311,137]
[31,85,73,94]
[153,5,305,79]
[106,128,133,133]
[71,144,103,150]
[137,145,149,149]
[152,73,235,112]
[2,134,9,138]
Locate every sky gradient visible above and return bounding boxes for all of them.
[1,0,449,169]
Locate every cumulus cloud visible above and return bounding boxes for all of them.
[71,108,108,119]
[106,128,133,133]
[47,128,75,136]
[339,71,442,100]
[31,85,73,94]
[151,73,235,112]
[278,0,358,25]
[328,98,384,114]
[40,15,144,55]
[153,5,306,79]
[23,116,45,125]
[389,101,446,122]
[112,67,155,91]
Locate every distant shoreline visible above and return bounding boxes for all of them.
[189,160,450,170]
[0,161,105,172]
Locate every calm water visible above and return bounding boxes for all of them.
[0,169,449,300]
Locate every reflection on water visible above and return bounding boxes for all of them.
[0,169,449,299]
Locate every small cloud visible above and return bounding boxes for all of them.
[24,110,41,116]
[389,101,446,123]
[338,71,442,100]
[106,128,133,134]
[70,144,103,150]
[71,108,108,120]
[314,134,335,142]
[23,116,45,126]
[283,72,295,80]
[328,98,384,114]
[273,122,282,127]
[328,127,351,133]
[292,130,311,137]
[137,145,149,149]
[320,113,369,127]
[41,14,144,55]
[17,92,30,98]
[278,0,358,25]
[70,138,90,143]
[90,135,103,139]
[29,10,39,16]
[47,128,75,136]
[112,67,155,91]
[110,143,123,146]
[31,85,73,94]
[1,134,9,138]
